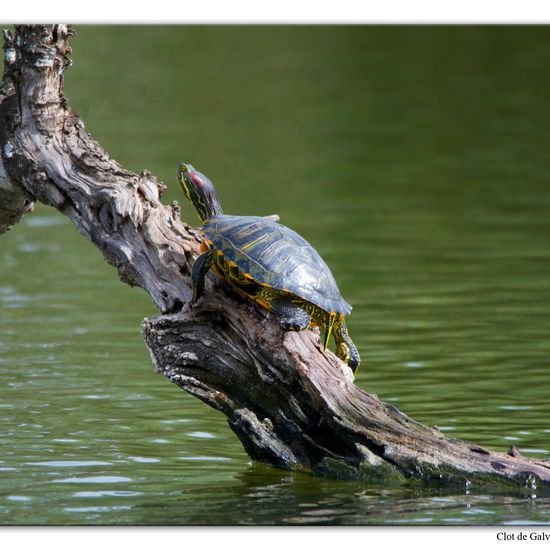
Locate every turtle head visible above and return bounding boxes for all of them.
[178,163,223,224]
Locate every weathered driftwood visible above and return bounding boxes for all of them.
[0,55,34,235]
[1,24,549,490]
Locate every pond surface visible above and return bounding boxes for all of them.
[1,25,550,525]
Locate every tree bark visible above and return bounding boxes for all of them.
[2,24,549,490]
[0,34,34,235]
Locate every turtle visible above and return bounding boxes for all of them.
[177,163,361,372]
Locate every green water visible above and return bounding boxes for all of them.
[1,25,550,525]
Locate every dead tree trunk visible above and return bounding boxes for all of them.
[1,24,549,490]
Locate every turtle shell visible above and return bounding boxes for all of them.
[202,215,352,316]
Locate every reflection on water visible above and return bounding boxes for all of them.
[1,25,550,525]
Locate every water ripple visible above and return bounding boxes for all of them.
[73,491,141,498]
[64,505,131,513]
[188,431,216,439]
[53,476,133,484]
[29,461,111,467]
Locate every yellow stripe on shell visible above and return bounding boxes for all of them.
[240,233,269,251]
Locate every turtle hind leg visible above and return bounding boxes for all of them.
[191,248,214,304]
[268,295,311,331]
[332,315,361,373]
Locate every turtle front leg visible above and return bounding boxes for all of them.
[191,248,214,305]
[268,295,311,332]
[332,316,361,373]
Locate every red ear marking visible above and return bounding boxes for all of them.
[189,170,204,187]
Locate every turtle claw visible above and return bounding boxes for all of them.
[280,321,308,332]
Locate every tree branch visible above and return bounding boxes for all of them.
[2,24,549,490]
[0,30,34,233]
